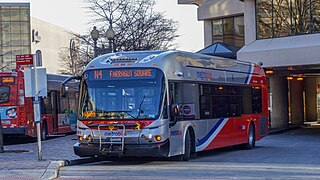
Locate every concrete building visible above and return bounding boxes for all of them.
[179,0,320,128]
[0,3,76,74]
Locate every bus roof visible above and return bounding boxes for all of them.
[84,50,265,85]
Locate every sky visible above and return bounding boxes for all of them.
[9,0,204,52]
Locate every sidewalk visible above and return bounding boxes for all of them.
[0,134,80,180]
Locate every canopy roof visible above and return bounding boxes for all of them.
[197,42,240,59]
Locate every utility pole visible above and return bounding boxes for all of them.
[0,115,4,153]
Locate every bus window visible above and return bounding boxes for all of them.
[227,86,241,117]
[200,85,243,118]
[41,95,53,114]
[200,84,213,118]
[170,82,199,119]
[242,86,253,114]
[162,93,168,119]
[200,95,213,118]
[0,86,10,104]
[252,87,262,114]
[59,93,70,113]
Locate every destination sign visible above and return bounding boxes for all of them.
[1,76,15,84]
[87,68,157,80]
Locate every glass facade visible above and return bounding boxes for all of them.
[211,16,245,47]
[256,0,320,39]
[0,3,31,72]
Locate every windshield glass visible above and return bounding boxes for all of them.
[79,68,164,120]
[0,86,10,104]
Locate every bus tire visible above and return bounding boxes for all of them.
[243,123,255,149]
[41,121,48,141]
[182,130,191,161]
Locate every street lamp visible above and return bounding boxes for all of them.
[90,25,115,57]
[105,26,115,52]
[90,26,99,57]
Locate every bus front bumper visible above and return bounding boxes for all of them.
[74,139,170,158]
[2,127,26,135]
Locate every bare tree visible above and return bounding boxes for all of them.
[58,33,95,75]
[86,0,179,51]
[257,0,320,38]
[59,0,178,75]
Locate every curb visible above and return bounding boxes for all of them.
[43,157,105,179]
[68,157,106,166]
[41,160,67,180]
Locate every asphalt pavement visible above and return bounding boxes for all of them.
[0,124,316,180]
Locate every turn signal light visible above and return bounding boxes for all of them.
[78,136,83,141]
[85,136,91,142]
[154,135,162,141]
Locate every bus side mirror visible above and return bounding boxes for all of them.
[60,75,81,97]
[169,104,181,127]
[60,85,68,97]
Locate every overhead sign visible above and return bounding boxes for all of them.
[16,54,34,66]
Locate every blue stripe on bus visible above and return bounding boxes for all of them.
[196,118,224,147]
[245,64,253,84]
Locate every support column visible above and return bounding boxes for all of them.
[305,77,317,122]
[269,76,289,129]
[290,79,304,125]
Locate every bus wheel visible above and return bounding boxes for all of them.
[182,130,191,161]
[41,122,48,141]
[243,123,255,149]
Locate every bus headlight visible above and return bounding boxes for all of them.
[154,135,162,141]
[78,135,91,142]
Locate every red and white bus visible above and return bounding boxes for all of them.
[0,70,78,140]
[65,50,269,160]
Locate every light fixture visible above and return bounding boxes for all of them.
[265,70,273,74]
[90,26,99,41]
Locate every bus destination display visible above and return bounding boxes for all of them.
[88,68,157,80]
[1,77,15,84]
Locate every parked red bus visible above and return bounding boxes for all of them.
[64,50,269,160]
[0,70,78,140]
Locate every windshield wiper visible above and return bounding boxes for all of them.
[106,110,136,119]
[136,95,146,119]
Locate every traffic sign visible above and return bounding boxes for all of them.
[16,54,34,66]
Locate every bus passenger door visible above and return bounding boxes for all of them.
[50,91,59,134]
[168,82,199,156]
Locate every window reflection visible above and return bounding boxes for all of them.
[211,16,244,47]
[0,5,31,72]
[256,0,320,39]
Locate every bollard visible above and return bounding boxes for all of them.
[0,115,4,153]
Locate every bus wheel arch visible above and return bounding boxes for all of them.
[243,122,255,149]
[41,120,48,141]
[182,126,195,161]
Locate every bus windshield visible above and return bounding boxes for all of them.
[79,68,164,120]
[0,86,10,104]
